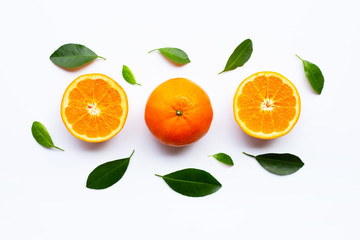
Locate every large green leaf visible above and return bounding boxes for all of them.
[86,150,134,190]
[243,152,304,175]
[219,39,253,73]
[50,43,105,68]
[156,168,222,197]
[297,55,324,94]
[149,47,190,64]
[31,121,63,151]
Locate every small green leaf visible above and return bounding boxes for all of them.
[296,55,324,94]
[86,150,135,190]
[31,121,64,151]
[149,47,190,64]
[155,168,222,197]
[209,153,234,166]
[122,65,141,85]
[50,43,105,68]
[219,39,253,74]
[243,152,304,176]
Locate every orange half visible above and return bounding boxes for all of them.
[233,71,300,139]
[61,73,128,142]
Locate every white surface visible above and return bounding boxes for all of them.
[1,0,360,239]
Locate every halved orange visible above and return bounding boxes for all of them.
[233,71,300,139]
[61,73,128,142]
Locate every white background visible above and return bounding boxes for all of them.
[1,0,360,239]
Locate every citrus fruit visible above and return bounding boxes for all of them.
[233,71,300,139]
[61,73,128,142]
[145,78,213,146]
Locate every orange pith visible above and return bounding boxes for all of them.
[61,73,128,142]
[145,78,213,147]
[233,71,300,139]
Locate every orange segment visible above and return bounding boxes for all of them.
[61,73,128,142]
[233,71,300,139]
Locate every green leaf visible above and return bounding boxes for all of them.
[296,55,324,94]
[209,153,234,166]
[86,150,135,190]
[149,47,190,64]
[31,121,64,151]
[219,39,253,74]
[156,168,222,197]
[50,43,105,68]
[122,65,141,85]
[243,152,304,176]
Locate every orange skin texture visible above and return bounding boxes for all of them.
[145,78,213,147]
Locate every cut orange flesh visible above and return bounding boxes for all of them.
[61,73,128,142]
[233,71,300,139]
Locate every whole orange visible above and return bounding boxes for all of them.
[145,78,213,147]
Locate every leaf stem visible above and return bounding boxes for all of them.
[148,49,158,53]
[129,150,135,158]
[155,174,163,178]
[98,56,106,60]
[54,146,64,151]
[295,54,303,61]
[242,152,255,158]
